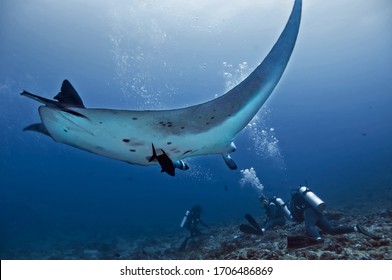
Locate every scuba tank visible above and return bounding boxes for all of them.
[274,197,293,220]
[180,210,190,227]
[298,186,326,212]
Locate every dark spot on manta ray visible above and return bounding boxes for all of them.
[206,122,210,125]
[129,149,136,152]
[64,129,68,132]
[132,117,138,120]
[181,127,185,129]
[167,142,172,145]
[99,121,103,124]
[159,121,173,127]
[122,139,130,143]
[210,117,215,119]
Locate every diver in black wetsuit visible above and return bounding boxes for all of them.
[239,195,291,235]
[179,205,209,250]
[289,186,380,244]
[183,204,209,237]
[259,195,287,234]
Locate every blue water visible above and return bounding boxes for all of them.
[1,0,391,259]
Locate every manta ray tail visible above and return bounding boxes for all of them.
[21,80,88,119]
[21,80,85,108]
[20,90,59,107]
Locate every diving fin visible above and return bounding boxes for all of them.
[239,224,263,235]
[244,214,262,232]
[287,235,322,249]
[179,237,190,251]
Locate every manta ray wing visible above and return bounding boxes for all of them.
[22,0,302,173]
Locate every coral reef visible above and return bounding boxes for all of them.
[2,208,391,260]
[141,208,391,260]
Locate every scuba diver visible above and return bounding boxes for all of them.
[179,204,209,250]
[260,195,292,232]
[288,186,381,248]
[240,195,292,235]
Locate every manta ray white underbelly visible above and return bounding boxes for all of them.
[21,0,302,175]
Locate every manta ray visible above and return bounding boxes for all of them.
[21,0,302,176]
